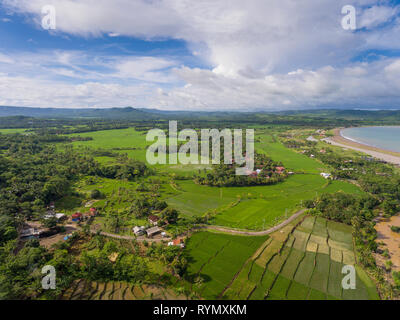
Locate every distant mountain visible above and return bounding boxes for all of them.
[278,109,400,120]
[1,105,400,121]
[0,106,164,119]
[0,106,255,120]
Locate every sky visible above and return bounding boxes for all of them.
[0,0,400,111]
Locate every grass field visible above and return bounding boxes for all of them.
[63,127,363,231]
[0,128,28,134]
[68,127,210,175]
[217,215,379,300]
[256,132,328,174]
[166,175,362,230]
[184,232,268,299]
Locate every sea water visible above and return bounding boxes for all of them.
[341,126,400,153]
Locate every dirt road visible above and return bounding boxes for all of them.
[89,209,307,240]
[199,209,306,236]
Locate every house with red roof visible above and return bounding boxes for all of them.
[168,238,185,248]
[89,207,97,217]
[276,166,285,174]
[72,212,82,222]
[149,215,160,226]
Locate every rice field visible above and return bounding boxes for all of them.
[184,232,268,300]
[64,127,363,230]
[166,175,362,230]
[60,280,186,300]
[205,216,380,300]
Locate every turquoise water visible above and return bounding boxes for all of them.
[341,127,400,153]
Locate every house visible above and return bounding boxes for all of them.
[44,212,66,220]
[310,154,315,158]
[276,166,285,174]
[320,173,332,179]
[20,228,41,239]
[55,213,66,220]
[255,169,262,175]
[146,226,162,238]
[319,149,326,154]
[72,212,83,222]
[168,238,185,248]
[148,215,160,226]
[133,226,145,236]
[89,207,97,217]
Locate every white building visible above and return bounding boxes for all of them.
[133,226,145,236]
[320,173,332,179]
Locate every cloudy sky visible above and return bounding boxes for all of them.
[0,0,400,111]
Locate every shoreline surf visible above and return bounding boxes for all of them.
[323,127,400,166]
[341,126,400,154]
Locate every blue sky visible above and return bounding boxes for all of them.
[0,0,400,110]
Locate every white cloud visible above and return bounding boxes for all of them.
[1,0,400,110]
[0,75,156,108]
[359,5,398,29]
[153,59,400,111]
[0,53,14,64]
[114,57,177,83]
[5,0,398,75]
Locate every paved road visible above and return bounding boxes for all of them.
[199,209,307,236]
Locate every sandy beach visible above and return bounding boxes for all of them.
[323,128,400,166]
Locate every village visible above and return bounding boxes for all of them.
[19,202,185,250]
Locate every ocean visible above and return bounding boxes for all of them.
[341,126,400,153]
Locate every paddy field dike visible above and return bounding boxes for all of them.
[184,215,379,300]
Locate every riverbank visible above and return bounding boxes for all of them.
[323,128,400,166]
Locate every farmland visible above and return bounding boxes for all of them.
[61,280,186,300]
[184,232,268,299]
[222,216,378,300]
[1,113,393,301]
[184,215,378,300]
[0,128,29,134]
[64,127,362,230]
[166,175,362,230]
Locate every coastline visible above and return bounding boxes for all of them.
[323,128,400,166]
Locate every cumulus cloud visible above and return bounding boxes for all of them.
[154,60,400,111]
[359,5,399,29]
[0,75,157,108]
[1,0,400,110]
[0,50,176,107]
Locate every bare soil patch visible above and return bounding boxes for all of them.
[375,215,400,272]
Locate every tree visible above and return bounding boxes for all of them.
[161,208,179,224]
[90,189,102,199]
[42,216,59,229]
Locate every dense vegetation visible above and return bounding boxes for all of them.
[194,153,286,187]
[1,108,400,300]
